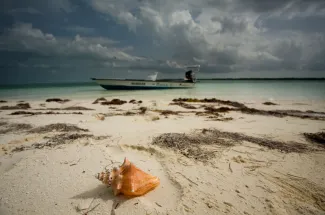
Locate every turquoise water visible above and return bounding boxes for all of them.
[0,80,324,102]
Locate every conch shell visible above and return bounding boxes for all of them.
[96,158,160,196]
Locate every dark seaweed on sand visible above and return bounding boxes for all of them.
[0,100,7,103]
[173,98,325,120]
[12,133,109,152]
[10,111,83,116]
[0,103,31,110]
[303,132,325,146]
[139,107,147,114]
[35,106,93,111]
[0,123,33,134]
[93,97,107,104]
[29,123,89,133]
[101,99,127,105]
[263,102,278,105]
[0,121,8,127]
[157,110,180,116]
[46,98,70,103]
[63,106,94,110]
[152,129,315,161]
[169,102,197,109]
[124,111,137,116]
[173,98,246,108]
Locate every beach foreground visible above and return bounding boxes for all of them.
[0,97,325,215]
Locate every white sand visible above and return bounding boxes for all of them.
[0,97,325,215]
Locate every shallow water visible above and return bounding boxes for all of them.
[0,80,324,102]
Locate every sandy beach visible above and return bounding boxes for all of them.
[0,96,325,215]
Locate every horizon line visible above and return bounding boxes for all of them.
[0,77,325,87]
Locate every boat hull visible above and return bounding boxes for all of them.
[92,79,195,90]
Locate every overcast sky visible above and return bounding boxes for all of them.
[1,0,325,84]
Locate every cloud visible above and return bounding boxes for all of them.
[86,0,325,75]
[64,26,96,35]
[1,0,325,81]
[4,0,75,14]
[0,23,138,61]
[8,7,42,15]
[45,0,74,13]
[0,23,186,74]
[211,16,248,34]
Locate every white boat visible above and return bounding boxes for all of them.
[91,65,200,90]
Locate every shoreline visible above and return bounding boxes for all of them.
[1,96,325,214]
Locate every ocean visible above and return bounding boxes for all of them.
[0,80,324,102]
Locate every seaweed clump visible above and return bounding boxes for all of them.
[0,103,31,110]
[129,99,143,104]
[139,107,147,114]
[151,131,234,161]
[46,98,70,103]
[101,99,127,105]
[0,123,33,134]
[303,132,325,147]
[172,98,246,108]
[29,123,89,134]
[63,106,94,110]
[151,129,313,162]
[263,102,278,105]
[178,98,325,120]
[169,102,197,109]
[93,97,107,104]
[9,111,83,116]
[155,110,180,116]
[12,133,109,152]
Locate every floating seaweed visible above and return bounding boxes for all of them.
[96,158,160,196]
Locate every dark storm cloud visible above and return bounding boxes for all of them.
[0,0,325,84]
[237,0,325,13]
[211,16,248,34]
